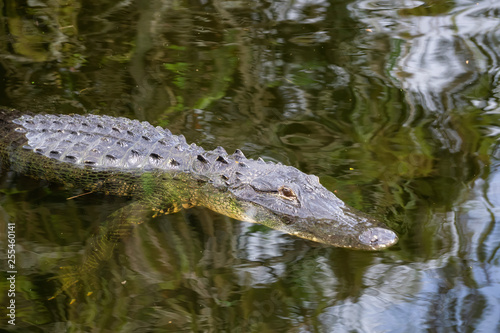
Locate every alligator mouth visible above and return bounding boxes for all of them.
[290,227,398,250]
[282,215,398,251]
[237,201,399,250]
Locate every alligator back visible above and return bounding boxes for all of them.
[0,110,216,198]
[2,112,202,171]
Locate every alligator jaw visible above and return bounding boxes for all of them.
[287,221,398,250]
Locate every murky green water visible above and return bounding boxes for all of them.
[0,0,499,331]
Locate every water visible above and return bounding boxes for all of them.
[0,0,499,331]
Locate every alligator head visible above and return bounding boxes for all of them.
[221,159,398,250]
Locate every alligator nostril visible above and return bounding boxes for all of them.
[359,227,398,249]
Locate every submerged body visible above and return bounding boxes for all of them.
[0,109,397,250]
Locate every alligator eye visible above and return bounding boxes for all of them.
[279,186,297,200]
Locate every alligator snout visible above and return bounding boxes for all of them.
[359,227,398,250]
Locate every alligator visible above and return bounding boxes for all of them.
[0,109,397,297]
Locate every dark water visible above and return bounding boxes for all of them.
[1,0,500,331]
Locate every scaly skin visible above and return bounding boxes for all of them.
[0,108,397,250]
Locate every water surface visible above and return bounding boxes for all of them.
[0,0,499,331]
